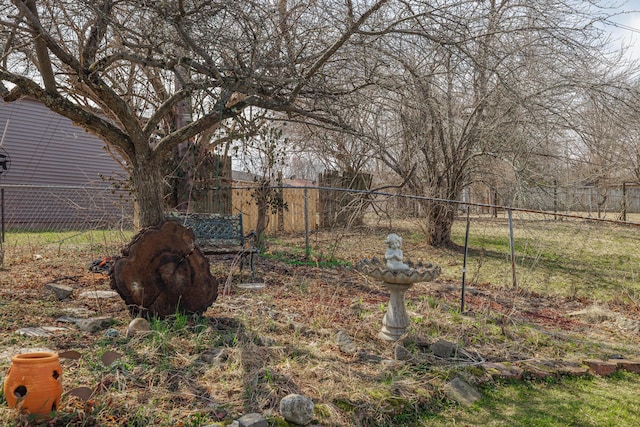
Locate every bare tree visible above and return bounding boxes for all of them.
[0,0,390,227]
[364,0,636,246]
[621,94,640,185]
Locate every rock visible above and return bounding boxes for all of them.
[335,330,358,355]
[381,359,402,369]
[430,339,456,358]
[75,316,114,332]
[280,394,315,426]
[289,322,312,337]
[611,359,640,373]
[127,318,151,337]
[257,336,276,346]
[15,326,67,337]
[63,307,96,318]
[356,350,383,363]
[58,350,82,360]
[237,413,268,427]
[350,300,362,315]
[583,359,618,376]
[549,360,590,377]
[58,316,116,334]
[481,362,524,380]
[394,344,415,361]
[443,377,481,407]
[78,290,119,299]
[201,348,229,365]
[101,350,123,366]
[56,316,81,324]
[517,361,555,379]
[567,305,615,322]
[44,283,73,300]
[104,328,120,338]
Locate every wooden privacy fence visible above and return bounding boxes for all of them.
[231,186,319,234]
[318,170,372,227]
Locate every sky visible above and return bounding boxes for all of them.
[603,0,640,61]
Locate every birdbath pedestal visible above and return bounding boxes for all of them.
[379,281,413,341]
[357,234,441,341]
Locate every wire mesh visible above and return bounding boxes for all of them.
[2,183,639,305]
[0,184,133,232]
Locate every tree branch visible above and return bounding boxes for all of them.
[82,1,113,66]
[22,0,57,93]
[0,70,133,160]
[289,0,389,102]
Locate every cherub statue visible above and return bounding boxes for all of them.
[385,233,409,270]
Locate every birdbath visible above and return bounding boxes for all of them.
[357,233,441,341]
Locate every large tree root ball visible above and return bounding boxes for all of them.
[110,221,218,318]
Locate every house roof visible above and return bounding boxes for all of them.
[284,177,316,187]
[231,170,258,183]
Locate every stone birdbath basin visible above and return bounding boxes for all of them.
[357,233,441,341]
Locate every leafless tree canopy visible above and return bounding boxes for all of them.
[1,0,639,243]
[295,0,640,245]
[0,0,390,226]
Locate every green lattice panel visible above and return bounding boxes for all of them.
[166,212,245,247]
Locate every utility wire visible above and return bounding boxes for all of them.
[603,18,640,34]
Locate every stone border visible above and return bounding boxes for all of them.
[480,358,640,381]
[445,358,640,407]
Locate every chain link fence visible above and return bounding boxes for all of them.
[2,183,639,304]
[464,183,640,220]
[0,184,134,233]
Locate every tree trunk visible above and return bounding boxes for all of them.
[110,221,218,318]
[132,155,166,227]
[253,183,270,251]
[423,200,455,247]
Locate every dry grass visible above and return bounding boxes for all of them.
[1,216,640,426]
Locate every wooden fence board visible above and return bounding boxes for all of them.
[231,186,318,234]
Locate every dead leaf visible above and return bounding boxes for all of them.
[66,386,93,402]
[101,350,122,367]
[58,350,82,360]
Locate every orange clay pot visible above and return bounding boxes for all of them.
[3,352,62,416]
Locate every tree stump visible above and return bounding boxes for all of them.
[110,221,218,318]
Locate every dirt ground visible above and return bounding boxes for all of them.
[1,238,640,426]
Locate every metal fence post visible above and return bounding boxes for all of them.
[622,182,627,222]
[508,209,517,289]
[304,187,310,259]
[461,206,470,312]
[1,188,4,242]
